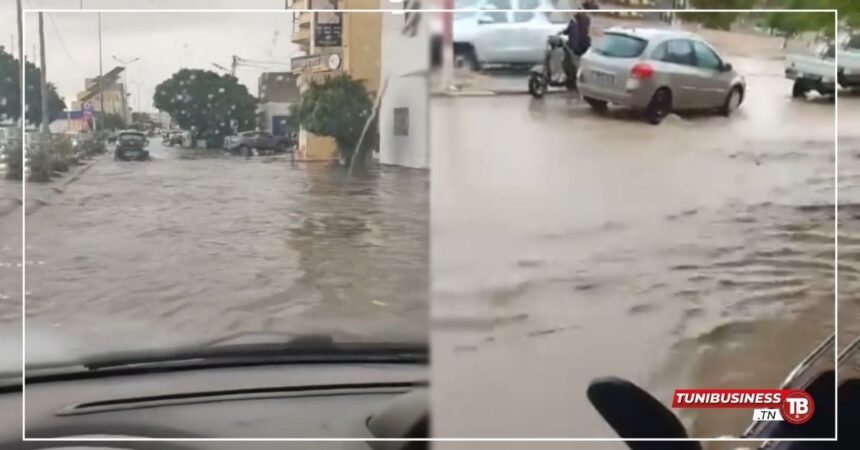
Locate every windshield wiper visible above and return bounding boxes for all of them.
[12,334,427,386]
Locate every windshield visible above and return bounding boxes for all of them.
[119,134,145,143]
[17,7,428,368]
[592,33,649,58]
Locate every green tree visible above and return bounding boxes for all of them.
[0,48,66,126]
[153,69,257,146]
[764,0,853,39]
[290,74,374,165]
[100,113,126,130]
[680,0,757,30]
[0,49,18,124]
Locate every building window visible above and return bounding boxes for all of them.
[393,107,409,137]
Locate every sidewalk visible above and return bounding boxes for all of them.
[0,153,103,218]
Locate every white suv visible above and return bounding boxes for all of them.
[452,0,573,70]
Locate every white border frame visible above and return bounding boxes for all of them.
[20,6,839,443]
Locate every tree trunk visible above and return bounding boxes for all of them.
[348,77,389,178]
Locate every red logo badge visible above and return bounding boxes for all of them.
[781,390,814,425]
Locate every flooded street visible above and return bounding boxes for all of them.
[0,179,21,365]
[432,54,841,440]
[20,142,428,358]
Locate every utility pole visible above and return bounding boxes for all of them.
[441,0,454,91]
[15,0,22,65]
[38,13,49,135]
[15,0,22,128]
[97,12,104,132]
[231,55,238,77]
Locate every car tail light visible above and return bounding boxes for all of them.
[631,62,654,79]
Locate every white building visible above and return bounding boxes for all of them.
[378,0,429,169]
[258,72,300,136]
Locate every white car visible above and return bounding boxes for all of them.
[452,0,572,70]
[837,34,860,89]
[785,35,860,97]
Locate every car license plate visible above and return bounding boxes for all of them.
[592,71,615,86]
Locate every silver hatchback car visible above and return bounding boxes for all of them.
[577,27,746,124]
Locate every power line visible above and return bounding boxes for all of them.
[46,13,85,76]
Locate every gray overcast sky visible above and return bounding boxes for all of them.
[4,0,299,112]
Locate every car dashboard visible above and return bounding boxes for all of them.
[0,361,428,450]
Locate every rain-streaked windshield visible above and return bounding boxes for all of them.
[9,4,428,364]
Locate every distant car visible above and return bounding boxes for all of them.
[114,130,150,161]
[224,131,294,156]
[450,0,569,71]
[0,127,21,156]
[163,131,184,147]
[577,27,746,124]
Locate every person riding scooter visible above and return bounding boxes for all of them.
[574,0,600,56]
[557,16,579,78]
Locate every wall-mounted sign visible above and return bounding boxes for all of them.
[327,53,341,70]
[312,0,342,47]
[393,107,409,137]
[292,52,343,73]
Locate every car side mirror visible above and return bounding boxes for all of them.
[722,62,733,72]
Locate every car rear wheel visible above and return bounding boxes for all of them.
[238,145,250,157]
[644,88,672,125]
[721,86,743,117]
[454,44,480,72]
[792,80,808,99]
[584,97,608,113]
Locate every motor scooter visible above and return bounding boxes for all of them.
[528,35,579,99]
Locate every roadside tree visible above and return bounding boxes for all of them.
[101,113,126,130]
[0,48,65,127]
[290,74,376,167]
[153,69,257,147]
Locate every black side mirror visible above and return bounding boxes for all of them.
[587,377,702,450]
[722,62,733,72]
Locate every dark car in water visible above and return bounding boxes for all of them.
[114,130,150,161]
[162,130,185,147]
[224,130,294,156]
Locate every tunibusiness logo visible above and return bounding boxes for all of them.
[673,389,814,424]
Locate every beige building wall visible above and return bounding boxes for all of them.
[289,0,381,162]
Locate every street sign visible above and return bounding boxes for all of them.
[291,52,343,73]
[82,102,94,119]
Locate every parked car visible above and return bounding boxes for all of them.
[838,33,860,89]
[577,27,746,125]
[786,35,860,97]
[224,131,294,156]
[163,130,184,147]
[114,130,150,161]
[0,127,21,156]
[450,0,570,71]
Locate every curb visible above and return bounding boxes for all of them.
[433,90,530,97]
